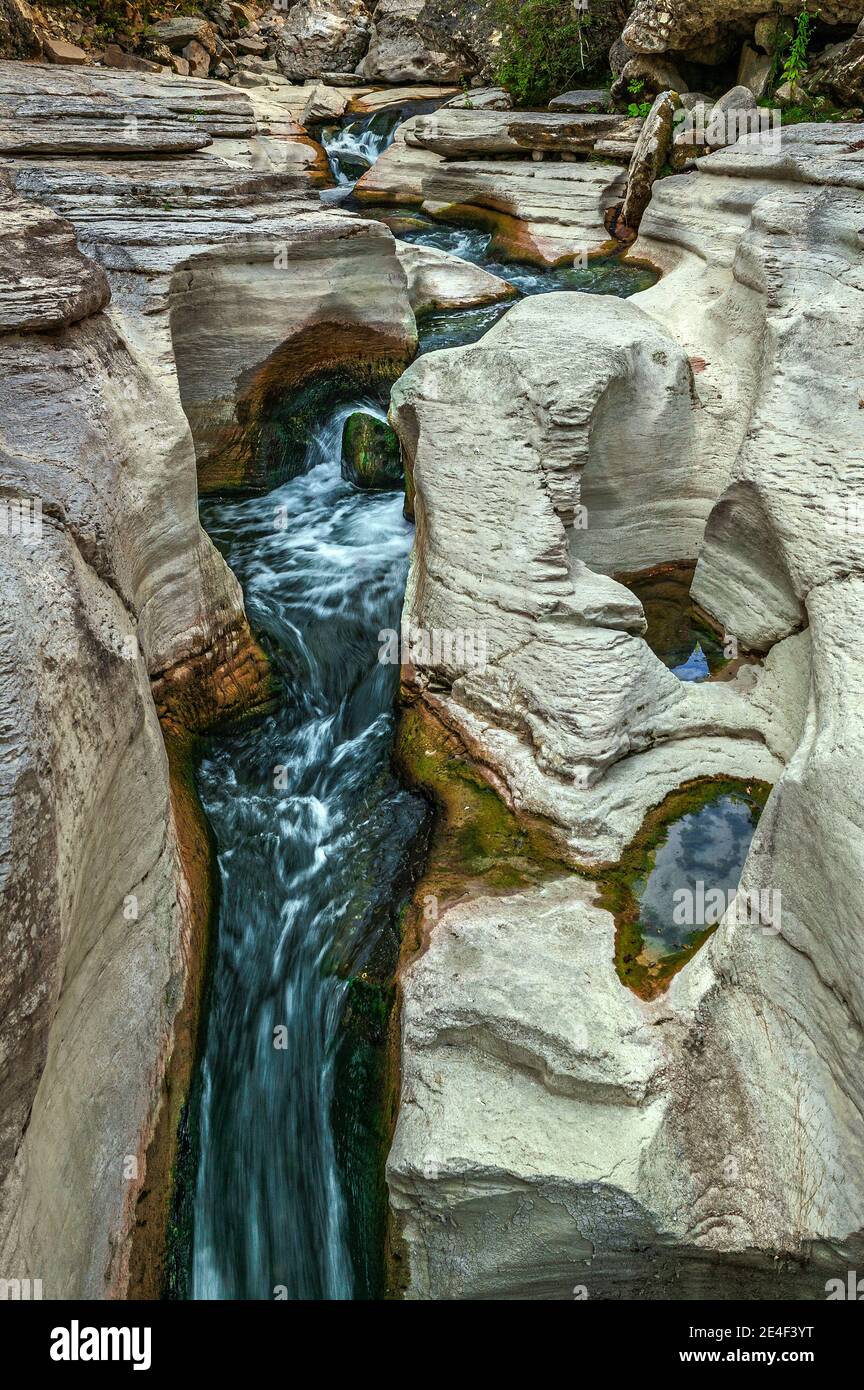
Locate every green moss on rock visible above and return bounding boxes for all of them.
[342,412,403,491]
[394,700,568,957]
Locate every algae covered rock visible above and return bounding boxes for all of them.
[341,411,403,490]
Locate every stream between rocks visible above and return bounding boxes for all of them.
[183,105,762,1300]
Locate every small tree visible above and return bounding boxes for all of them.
[780,5,818,88]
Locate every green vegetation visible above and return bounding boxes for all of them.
[396,701,568,949]
[331,975,397,1300]
[780,5,818,88]
[762,5,850,126]
[64,1,219,47]
[398,705,773,1006]
[781,101,849,123]
[624,76,653,119]
[494,0,623,106]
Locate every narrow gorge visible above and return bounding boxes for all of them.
[1,0,864,1315]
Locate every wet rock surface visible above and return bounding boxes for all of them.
[3,3,864,1308]
[394,238,515,315]
[355,111,634,264]
[341,409,403,488]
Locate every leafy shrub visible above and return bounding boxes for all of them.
[780,5,816,87]
[494,0,627,107]
[625,75,651,118]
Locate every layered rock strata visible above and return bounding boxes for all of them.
[0,178,271,1299]
[355,111,635,264]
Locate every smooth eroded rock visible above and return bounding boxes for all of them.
[389,112,864,1302]
[0,183,271,1296]
[444,85,512,111]
[394,239,516,315]
[418,157,628,265]
[0,60,259,140]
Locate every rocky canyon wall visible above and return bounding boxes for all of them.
[386,124,864,1298]
[0,60,418,1297]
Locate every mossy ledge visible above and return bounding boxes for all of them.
[595,776,774,1002]
[383,694,572,1296]
[382,696,777,1289]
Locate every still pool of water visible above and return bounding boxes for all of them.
[398,215,658,298]
[610,781,770,999]
[622,563,729,683]
[634,792,762,962]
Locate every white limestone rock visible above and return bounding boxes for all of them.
[0,59,259,140]
[445,86,512,111]
[0,191,262,1297]
[394,239,515,315]
[0,61,418,1297]
[355,114,632,263]
[389,879,671,1299]
[404,108,638,160]
[389,120,864,1298]
[388,290,787,837]
[358,0,472,84]
[300,80,348,123]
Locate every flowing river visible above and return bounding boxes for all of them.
[189,403,427,1300]
[184,102,726,1301]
